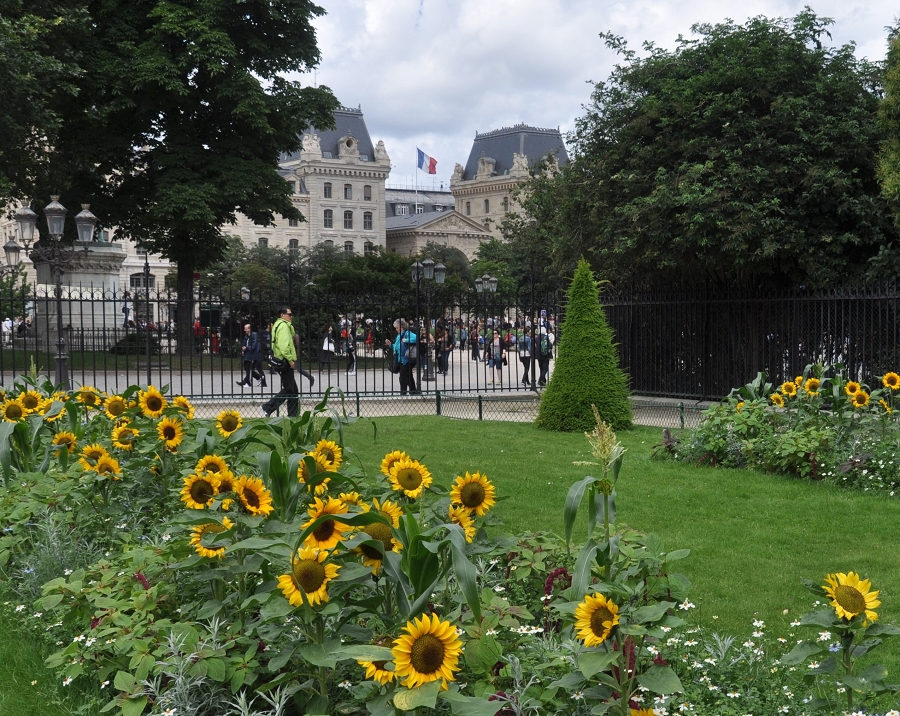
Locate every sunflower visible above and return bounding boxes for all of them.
[302,496,350,550]
[102,394,127,420]
[449,472,496,516]
[631,710,656,716]
[52,431,78,454]
[1,398,26,422]
[851,390,870,408]
[339,491,363,506]
[780,381,797,397]
[19,390,43,413]
[883,372,900,391]
[196,454,229,476]
[298,452,331,494]
[235,475,274,517]
[139,386,167,418]
[823,572,881,622]
[358,659,395,685]
[277,546,340,607]
[93,454,122,479]
[111,424,139,451]
[389,457,433,499]
[78,443,109,470]
[770,393,785,408]
[574,592,620,647]
[391,613,463,690]
[216,470,237,510]
[313,439,343,471]
[74,386,103,409]
[794,375,803,386]
[804,377,821,395]
[880,399,892,415]
[157,416,184,451]
[190,517,234,559]
[448,505,475,543]
[735,401,744,412]
[361,497,404,527]
[356,518,402,573]
[845,381,861,396]
[380,450,409,478]
[216,409,242,438]
[180,473,221,510]
[42,397,65,422]
[172,395,195,419]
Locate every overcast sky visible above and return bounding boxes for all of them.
[292,1,898,192]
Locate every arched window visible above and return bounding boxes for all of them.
[344,183,352,200]
[344,241,354,254]
[258,237,268,248]
[343,211,353,230]
[323,209,333,228]
[363,212,373,230]
[364,241,374,256]
[288,239,299,249]
[323,239,334,249]
[323,182,332,198]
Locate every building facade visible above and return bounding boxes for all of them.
[450,124,568,240]
[229,106,391,256]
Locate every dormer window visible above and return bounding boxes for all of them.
[396,204,409,216]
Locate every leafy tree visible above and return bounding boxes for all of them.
[6,0,339,353]
[878,23,900,231]
[537,259,631,432]
[524,11,898,289]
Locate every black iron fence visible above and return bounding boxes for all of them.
[0,284,563,406]
[602,283,900,400]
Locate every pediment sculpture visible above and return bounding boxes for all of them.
[301,133,321,155]
[476,156,496,178]
[451,163,465,182]
[511,152,529,173]
[375,140,390,162]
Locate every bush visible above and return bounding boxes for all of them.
[537,259,632,431]
[108,332,160,355]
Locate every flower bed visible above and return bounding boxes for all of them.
[1,380,900,715]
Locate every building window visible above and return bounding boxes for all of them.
[502,196,509,211]
[130,273,156,290]
[344,183,352,200]
[344,241,354,254]
[396,204,409,216]
[484,199,490,213]
[364,241,373,256]
[323,182,332,198]
[258,237,268,248]
[287,180,296,194]
[288,217,298,227]
[324,209,333,228]
[288,239,299,249]
[434,205,444,212]
[363,185,372,201]
[136,246,148,256]
[415,204,424,214]
[343,211,353,229]
[363,212,373,230]
[465,202,471,216]
[323,239,334,249]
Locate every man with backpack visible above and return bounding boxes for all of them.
[537,325,554,387]
[262,306,298,417]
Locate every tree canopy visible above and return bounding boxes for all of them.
[518,10,898,290]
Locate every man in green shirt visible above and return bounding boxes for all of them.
[262,306,298,417]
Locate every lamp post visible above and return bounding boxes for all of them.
[15,197,95,389]
[475,273,498,386]
[410,258,446,388]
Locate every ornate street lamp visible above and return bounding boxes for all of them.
[410,257,445,385]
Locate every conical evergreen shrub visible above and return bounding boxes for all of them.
[536,259,632,431]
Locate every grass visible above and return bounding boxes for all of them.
[342,417,900,644]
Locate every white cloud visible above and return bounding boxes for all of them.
[291,0,898,189]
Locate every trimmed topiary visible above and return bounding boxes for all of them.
[536,259,632,431]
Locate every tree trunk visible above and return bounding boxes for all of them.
[177,261,195,357]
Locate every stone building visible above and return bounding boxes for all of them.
[229,105,391,256]
[450,123,569,240]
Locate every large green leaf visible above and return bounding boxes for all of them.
[448,526,482,622]
[637,666,683,694]
[336,645,395,663]
[439,690,503,716]
[571,539,598,596]
[394,681,441,710]
[578,650,619,679]
[781,641,823,665]
[564,476,599,544]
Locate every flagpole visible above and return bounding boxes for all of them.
[415,148,419,218]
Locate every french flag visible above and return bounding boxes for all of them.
[417,148,437,175]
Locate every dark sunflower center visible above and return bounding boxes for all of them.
[97,462,113,475]
[146,396,162,411]
[221,415,238,432]
[889,377,899,387]
[22,395,38,409]
[590,606,614,636]
[108,400,125,416]
[292,559,326,593]
[372,660,387,670]
[410,633,445,674]
[834,585,866,615]
[201,523,226,541]
[82,393,97,405]
[361,523,393,559]
[313,519,336,541]
[242,486,260,508]
[855,394,866,405]
[6,404,23,419]
[190,479,215,503]
[397,468,423,490]
[219,478,234,493]
[120,430,134,442]
[460,483,485,508]
[58,436,73,446]
[162,425,177,440]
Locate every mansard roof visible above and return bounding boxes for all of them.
[281,106,376,162]
[462,123,568,180]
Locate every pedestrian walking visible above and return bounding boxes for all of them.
[346,322,357,376]
[485,328,507,385]
[385,319,419,395]
[537,325,554,387]
[519,326,533,386]
[237,323,266,388]
[262,307,298,417]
